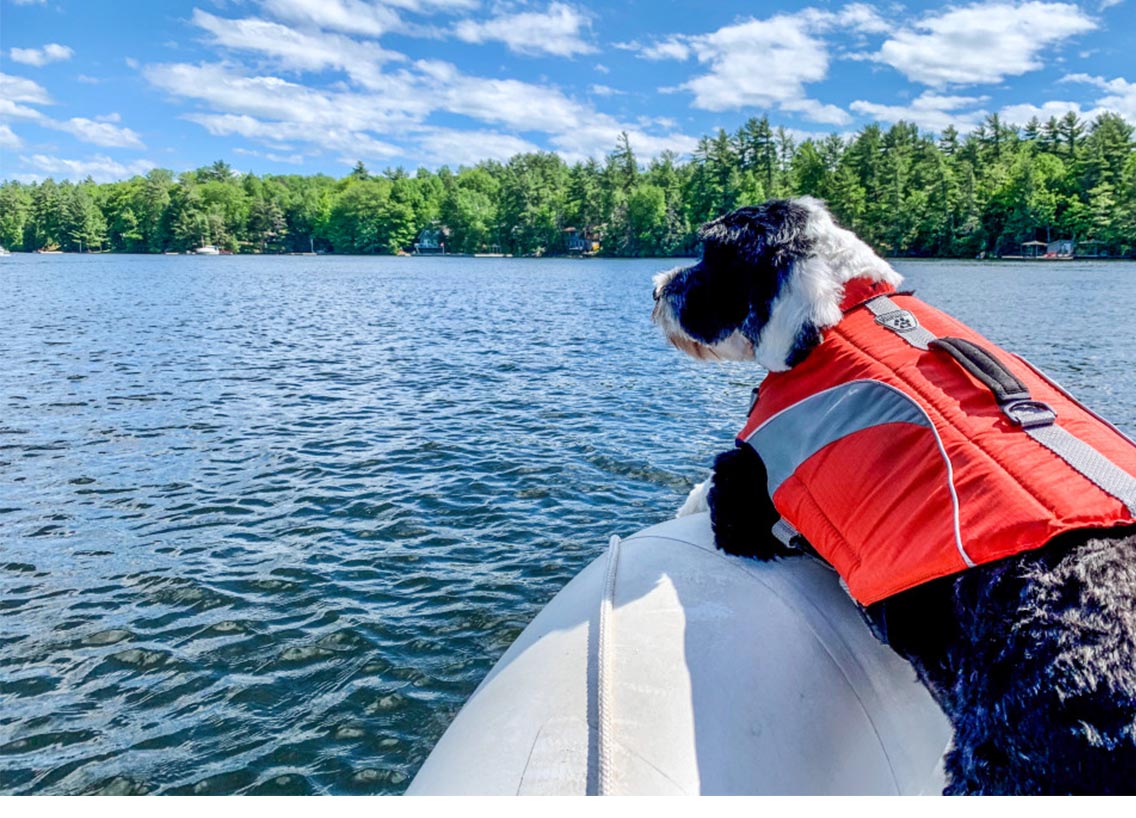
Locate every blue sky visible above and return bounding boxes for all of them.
[2,0,1134,182]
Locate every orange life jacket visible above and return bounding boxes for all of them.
[737,278,1136,605]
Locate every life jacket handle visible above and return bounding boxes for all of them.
[930,336,1057,428]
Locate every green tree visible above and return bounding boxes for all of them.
[0,182,31,250]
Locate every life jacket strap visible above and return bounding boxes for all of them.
[866,294,1136,516]
[862,295,937,350]
[1026,425,1136,515]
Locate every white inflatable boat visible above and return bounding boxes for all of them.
[408,513,951,795]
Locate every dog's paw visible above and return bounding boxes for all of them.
[709,445,796,560]
[676,477,711,518]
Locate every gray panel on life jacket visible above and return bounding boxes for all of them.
[744,379,932,497]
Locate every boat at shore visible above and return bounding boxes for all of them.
[408,513,950,795]
[193,245,221,255]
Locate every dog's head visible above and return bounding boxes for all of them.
[652,197,901,371]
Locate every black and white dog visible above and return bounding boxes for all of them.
[653,197,1136,795]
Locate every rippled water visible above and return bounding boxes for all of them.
[2,254,1134,794]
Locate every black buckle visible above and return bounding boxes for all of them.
[1002,399,1057,429]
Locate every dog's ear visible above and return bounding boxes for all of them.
[696,201,816,353]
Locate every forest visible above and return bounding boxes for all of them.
[1,111,1134,259]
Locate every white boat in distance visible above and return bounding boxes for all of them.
[194,245,221,255]
[0,246,10,256]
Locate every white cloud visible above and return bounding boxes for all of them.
[1099,0,1124,8]
[9,43,74,67]
[640,38,691,61]
[19,154,156,183]
[261,0,476,35]
[453,3,596,57]
[381,0,479,10]
[1062,73,1136,121]
[1,73,146,150]
[590,84,624,97]
[187,110,388,163]
[0,72,52,104]
[632,7,890,124]
[0,98,45,120]
[783,98,854,126]
[998,100,1094,125]
[56,117,145,149]
[259,0,402,36]
[851,92,988,132]
[144,35,699,168]
[436,69,592,132]
[191,10,403,77]
[0,124,21,149]
[234,146,307,165]
[876,2,1097,87]
[417,127,541,165]
[676,14,850,124]
[550,121,699,164]
[830,3,891,34]
[146,62,426,131]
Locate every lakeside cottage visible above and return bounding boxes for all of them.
[414,227,446,254]
[563,227,600,255]
[1048,239,1075,258]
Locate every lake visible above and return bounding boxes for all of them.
[2,253,1135,794]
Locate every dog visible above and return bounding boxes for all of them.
[652,197,1136,795]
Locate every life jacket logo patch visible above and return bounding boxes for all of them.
[875,309,919,333]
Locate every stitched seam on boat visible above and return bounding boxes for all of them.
[595,534,621,795]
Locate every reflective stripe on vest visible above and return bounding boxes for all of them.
[744,379,974,571]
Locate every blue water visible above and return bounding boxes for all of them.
[2,253,1134,794]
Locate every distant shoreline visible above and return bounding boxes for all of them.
[3,112,1134,262]
[6,250,1132,262]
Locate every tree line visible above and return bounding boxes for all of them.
[2,111,1134,258]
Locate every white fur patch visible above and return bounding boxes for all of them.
[758,198,903,371]
[676,477,711,517]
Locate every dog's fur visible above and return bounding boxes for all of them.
[653,197,1136,795]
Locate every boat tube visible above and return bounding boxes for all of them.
[408,513,951,795]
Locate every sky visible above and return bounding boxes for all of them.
[1,0,1135,183]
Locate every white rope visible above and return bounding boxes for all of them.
[595,533,621,796]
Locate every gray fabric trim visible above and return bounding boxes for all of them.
[1025,424,1136,515]
[863,295,937,350]
[745,380,931,495]
[745,379,973,569]
[1013,353,1136,448]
